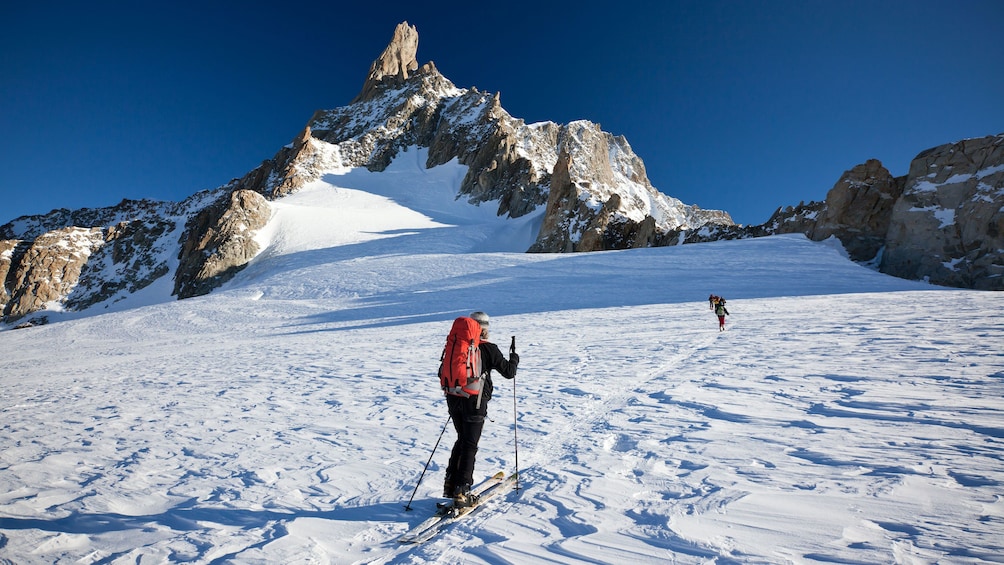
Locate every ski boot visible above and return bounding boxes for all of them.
[451,483,479,509]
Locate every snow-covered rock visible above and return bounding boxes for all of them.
[174,189,272,299]
[811,158,904,262]
[883,134,1004,289]
[0,21,736,323]
[265,22,733,248]
[662,134,1004,290]
[0,200,190,322]
[2,22,1000,325]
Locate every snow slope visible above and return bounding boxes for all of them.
[2,150,1003,564]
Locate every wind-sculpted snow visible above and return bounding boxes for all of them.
[2,166,1002,563]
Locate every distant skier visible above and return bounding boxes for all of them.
[709,294,720,310]
[443,311,519,507]
[714,298,730,331]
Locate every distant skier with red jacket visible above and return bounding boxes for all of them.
[442,311,518,507]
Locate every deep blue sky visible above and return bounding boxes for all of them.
[3,1,1002,226]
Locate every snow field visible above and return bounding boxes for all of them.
[2,151,1002,563]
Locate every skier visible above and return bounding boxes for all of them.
[444,311,519,507]
[714,298,730,331]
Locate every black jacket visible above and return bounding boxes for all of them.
[479,341,517,401]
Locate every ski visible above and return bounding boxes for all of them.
[398,471,504,543]
[398,471,517,544]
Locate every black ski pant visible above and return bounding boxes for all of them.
[445,394,487,491]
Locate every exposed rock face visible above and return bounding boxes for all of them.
[523,121,732,251]
[429,92,547,219]
[0,187,265,323]
[530,150,581,252]
[60,218,175,313]
[226,126,342,200]
[307,64,555,220]
[882,135,1004,289]
[529,148,666,252]
[683,160,903,252]
[303,35,734,252]
[2,227,106,320]
[1,199,189,323]
[665,134,1004,290]
[352,22,420,104]
[0,240,17,306]
[73,218,177,310]
[809,159,905,262]
[1,199,174,241]
[174,189,271,299]
[7,22,997,326]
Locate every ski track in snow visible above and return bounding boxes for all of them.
[2,153,1004,564]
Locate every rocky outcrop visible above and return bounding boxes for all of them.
[529,149,664,252]
[795,136,1004,288]
[301,24,732,251]
[1,240,23,307]
[1,198,190,323]
[668,134,1004,290]
[532,121,722,250]
[1,199,173,241]
[0,186,270,322]
[429,93,548,219]
[2,227,106,320]
[10,21,998,327]
[352,22,420,104]
[227,126,342,200]
[808,159,905,261]
[882,135,1004,289]
[529,150,582,253]
[308,64,546,218]
[174,189,271,299]
[65,218,176,311]
[672,161,903,251]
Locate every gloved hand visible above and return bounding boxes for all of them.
[509,352,520,367]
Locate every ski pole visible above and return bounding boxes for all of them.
[510,335,520,492]
[404,414,452,511]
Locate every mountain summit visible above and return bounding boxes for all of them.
[0,22,732,324]
[229,21,733,244]
[352,21,422,103]
[2,23,1001,325]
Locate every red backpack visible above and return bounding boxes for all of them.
[439,316,483,399]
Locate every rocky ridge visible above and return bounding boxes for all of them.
[2,23,1001,325]
[1,22,732,324]
[1,197,203,322]
[673,134,1004,289]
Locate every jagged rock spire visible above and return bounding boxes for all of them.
[352,22,420,103]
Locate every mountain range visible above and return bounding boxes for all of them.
[1,22,1001,326]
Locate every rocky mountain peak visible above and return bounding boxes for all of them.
[8,23,999,327]
[0,21,740,323]
[352,21,421,104]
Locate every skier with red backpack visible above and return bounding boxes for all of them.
[439,311,519,507]
[714,297,730,331]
